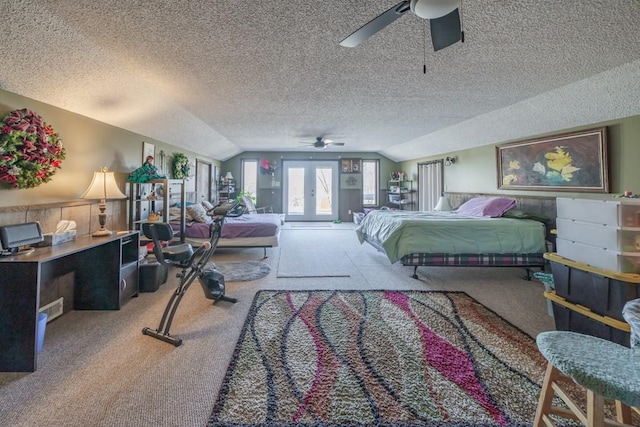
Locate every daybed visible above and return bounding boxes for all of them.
[170,204,282,258]
[356,197,548,279]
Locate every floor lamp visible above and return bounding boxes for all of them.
[82,167,127,236]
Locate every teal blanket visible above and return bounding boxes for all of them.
[356,210,547,263]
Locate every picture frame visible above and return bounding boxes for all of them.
[496,127,608,192]
[341,159,362,174]
[142,141,155,163]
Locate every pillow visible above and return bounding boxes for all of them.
[175,201,196,208]
[455,197,517,218]
[501,209,552,224]
[186,204,209,223]
[170,206,191,221]
[201,200,214,211]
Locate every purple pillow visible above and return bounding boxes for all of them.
[455,197,517,218]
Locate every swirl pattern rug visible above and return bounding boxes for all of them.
[208,290,548,426]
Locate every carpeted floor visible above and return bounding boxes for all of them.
[0,223,556,427]
[208,290,548,426]
[277,249,355,278]
[212,261,271,282]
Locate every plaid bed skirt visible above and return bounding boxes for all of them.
[400,253,545,267]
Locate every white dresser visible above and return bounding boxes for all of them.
[556,197,640,273]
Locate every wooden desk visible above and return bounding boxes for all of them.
[0,231,139,372]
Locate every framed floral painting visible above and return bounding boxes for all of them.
[496,127,608,192]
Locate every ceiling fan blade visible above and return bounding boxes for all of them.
[339,0,411,48]
[430,7,462,51]
[329,142,345,146]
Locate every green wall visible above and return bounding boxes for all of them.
[400,115,640,200]
[0,89,219,208]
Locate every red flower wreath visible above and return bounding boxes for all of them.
[0,109,66,189]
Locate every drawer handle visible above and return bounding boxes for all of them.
[120,279,127,291]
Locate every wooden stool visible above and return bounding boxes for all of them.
[534,331,640,427]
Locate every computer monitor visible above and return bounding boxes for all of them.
[0,222,44,255]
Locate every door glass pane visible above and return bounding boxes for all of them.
[287,167,304,215]
[242,160,258,201]
[315,167,332,216]
[362,160,378,206]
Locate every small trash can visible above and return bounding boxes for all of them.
[534,272,555,317]
[37,312,48,353]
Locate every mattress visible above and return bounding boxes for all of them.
[172,213,281,240]
[356,209,547,264]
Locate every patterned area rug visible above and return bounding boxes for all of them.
[208,290,548,426]
[211,261,271,282]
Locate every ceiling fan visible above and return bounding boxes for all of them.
[339,0,463,51]
[298,137,345,150]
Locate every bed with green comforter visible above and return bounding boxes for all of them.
[356,209,547,277]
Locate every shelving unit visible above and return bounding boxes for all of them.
[218,178,235,204]
[128,178,186,242]
[387,180,414,210]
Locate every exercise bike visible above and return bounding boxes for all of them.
[141,202,242,346]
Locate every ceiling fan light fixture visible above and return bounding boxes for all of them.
[410,0,460,19]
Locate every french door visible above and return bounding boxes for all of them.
[283,160,339,221]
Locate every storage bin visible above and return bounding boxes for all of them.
[37,312,47,353]
[556,238,640,273]
[556,197,640,227]
[556,218,640,253]
[544,252,639,347]
[139,259,168,292]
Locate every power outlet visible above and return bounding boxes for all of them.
[348,210,352,215]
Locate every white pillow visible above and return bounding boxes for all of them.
[201,200,214,211]
[186,204,209,223]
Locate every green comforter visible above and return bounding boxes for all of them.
[356,210,547,263]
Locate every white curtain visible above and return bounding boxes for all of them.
[418,161,443,211]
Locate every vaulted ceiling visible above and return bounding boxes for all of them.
[3,1,640,161]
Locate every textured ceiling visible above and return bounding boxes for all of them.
[3,1,640,161]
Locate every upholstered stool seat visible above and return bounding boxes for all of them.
[534,298,640,427]
[537,331,640,405]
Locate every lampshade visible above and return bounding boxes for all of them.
[225,172,234,181]
[434,196,452,211]
[410,0,460,19]
[82,167,126,237]
[82,168,127,200]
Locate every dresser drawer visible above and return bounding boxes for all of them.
[556,218,640,253]
[556,238,640,273]
[557,197,640,227]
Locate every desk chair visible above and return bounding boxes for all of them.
[534,299,640,427]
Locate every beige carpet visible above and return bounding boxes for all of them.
[0,222,555,427]
[276,249,355,277]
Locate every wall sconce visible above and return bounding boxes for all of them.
[444,156,456,166]
[81,167,127,236]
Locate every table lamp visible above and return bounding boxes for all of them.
[82,167,127,236]
[224,171,234,182]
[434,196,452,211]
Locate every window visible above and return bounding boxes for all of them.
[362,159,379,206]
[241,159,258,202]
